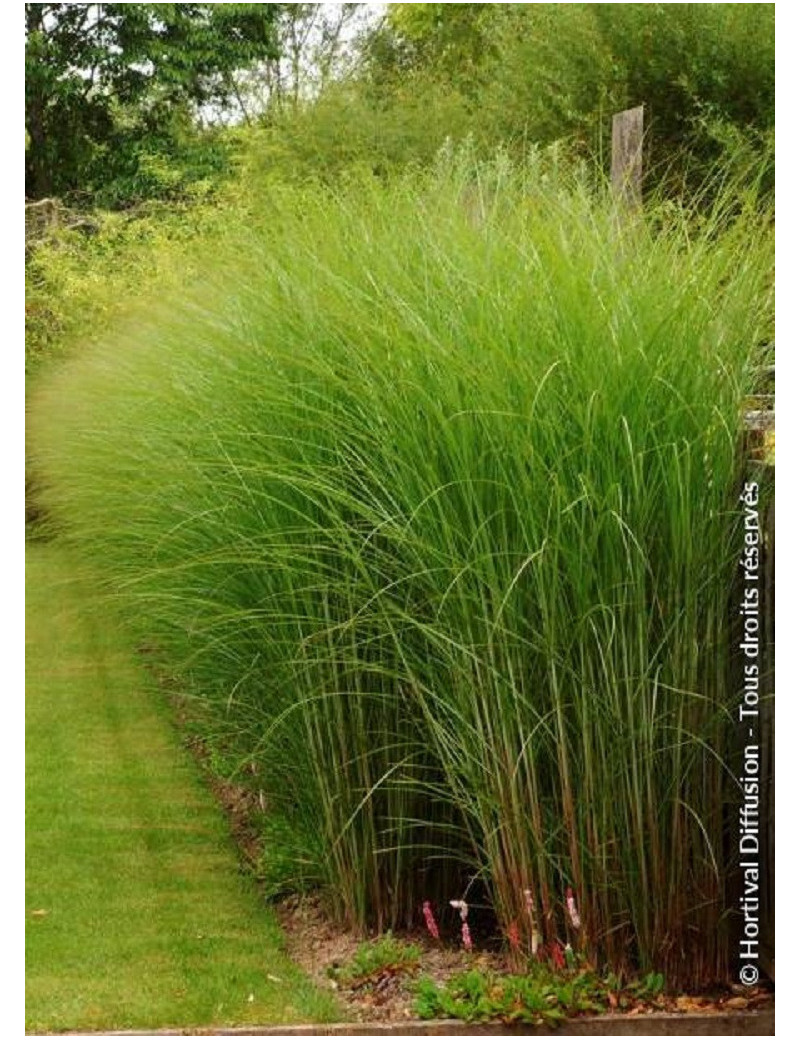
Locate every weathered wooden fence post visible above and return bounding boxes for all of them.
[611,105,644,208]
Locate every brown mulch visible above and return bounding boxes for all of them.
[275,894,505,1023]
[273,895,774,1024]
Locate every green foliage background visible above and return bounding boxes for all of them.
[25,3,280,204]
[26,4,774,374]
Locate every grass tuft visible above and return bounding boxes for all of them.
[29,157,774,989]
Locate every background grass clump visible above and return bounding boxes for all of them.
[29,157,773,991]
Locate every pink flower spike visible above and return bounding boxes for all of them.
[461,920,473,952]
[422,901,440,940]
[507,920,521,952]
[566,887,581,929]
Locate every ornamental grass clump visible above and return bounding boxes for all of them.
[29,157,773,989]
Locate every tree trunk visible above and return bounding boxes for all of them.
[25,5,53,199]
[26,95,53,200]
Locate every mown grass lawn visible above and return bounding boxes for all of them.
[25,542,342,1034]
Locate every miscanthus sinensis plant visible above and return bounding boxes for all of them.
[30,155,773,988]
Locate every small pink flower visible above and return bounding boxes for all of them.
[461,920,473,951]
[566,886,581,929]
[422,901,440,940]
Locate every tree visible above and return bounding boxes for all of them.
[386,3,494,84]
[25,3,281,202]
[364,3,773,189]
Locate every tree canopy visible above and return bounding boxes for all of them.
[25,3,281,201]
[361,3,774,189]
[25,3,775,206]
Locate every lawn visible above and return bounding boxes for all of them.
[25,542,342,1033]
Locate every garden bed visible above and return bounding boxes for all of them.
[276,896,774,1028]
[198,736,774,1034]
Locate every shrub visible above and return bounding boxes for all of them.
[25,196,237,376]
[352,4,775,192]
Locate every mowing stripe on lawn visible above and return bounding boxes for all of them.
[25,542,341,1034]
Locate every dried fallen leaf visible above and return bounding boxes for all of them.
[675,995,705,1013]
[30,909,48,918]
[726,996,749,1010]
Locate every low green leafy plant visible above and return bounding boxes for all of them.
[630,972,666,998]
[414,964,664,1026]
[329,933,423,987]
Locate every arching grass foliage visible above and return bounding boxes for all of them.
[29,158,773,989]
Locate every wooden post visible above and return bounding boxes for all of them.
[611,106,644,208]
